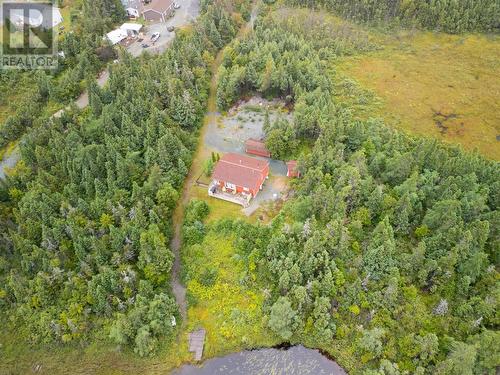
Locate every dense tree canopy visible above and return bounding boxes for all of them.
[0,0,124,150]
[0,1,245,356]
[285,0,500,33]
[0,0,498,372]
[211,7,500,373]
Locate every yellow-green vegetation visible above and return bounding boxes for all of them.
[336,31,500,160]
[0,231,273,375]
[0,330,191,375]
[184,232,277,355]
[0,74,35,126]
[4,333,201,375]
[0,141,17,161]
[59,2,75,33]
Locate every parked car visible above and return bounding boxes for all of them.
[141,43,149,48]
[167,26,175,32]
[174,2,180,9]
[150,32,160,43]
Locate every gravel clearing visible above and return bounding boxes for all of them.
[204,96,291,176]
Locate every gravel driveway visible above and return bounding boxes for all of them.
[242,176,288,216]
[204,97,291,176]
[202,96,293,215]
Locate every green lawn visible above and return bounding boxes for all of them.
[189,185,249,223]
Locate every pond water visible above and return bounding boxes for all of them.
[172,345,347,375]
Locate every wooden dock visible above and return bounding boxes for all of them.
[188,329,206,361]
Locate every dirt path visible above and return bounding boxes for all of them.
[75,69,110,109]
[169,3,259,320]
[169,42,226,321]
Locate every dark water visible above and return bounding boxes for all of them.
[172,345,347,375]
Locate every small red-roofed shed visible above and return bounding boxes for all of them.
[245,138,271,158]
[286,160,300,178]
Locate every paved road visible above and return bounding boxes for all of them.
[128,0,200,57]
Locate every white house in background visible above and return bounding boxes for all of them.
[122,0,142,18]
[106,28,128,45]
[126,7,140,18]
[105,23,142,45]
[120,22,143,36]
[8,6,63,29]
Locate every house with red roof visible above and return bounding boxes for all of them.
[209,153,270,207]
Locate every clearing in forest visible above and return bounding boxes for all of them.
[189,96,291,222]
[337,31,500,160]
[184,232,276,356]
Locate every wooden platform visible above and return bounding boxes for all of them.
[208,183,251,207]
[188,329,206,361]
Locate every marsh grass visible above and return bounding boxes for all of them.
[184,232,277,356]
[337,31,500,160]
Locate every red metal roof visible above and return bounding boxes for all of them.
[286,160,300,177]
[245,138,271,157]
[212,153,269,191]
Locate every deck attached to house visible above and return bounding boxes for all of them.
[208,183,251,207]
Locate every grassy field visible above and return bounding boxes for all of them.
[184,232,278,357]
[0,73,35,126]
[59,1,75,33]
[336,31,500,160]
[0,329,194,375]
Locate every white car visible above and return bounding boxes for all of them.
[174,2,180,9]
[150,32,160,43]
